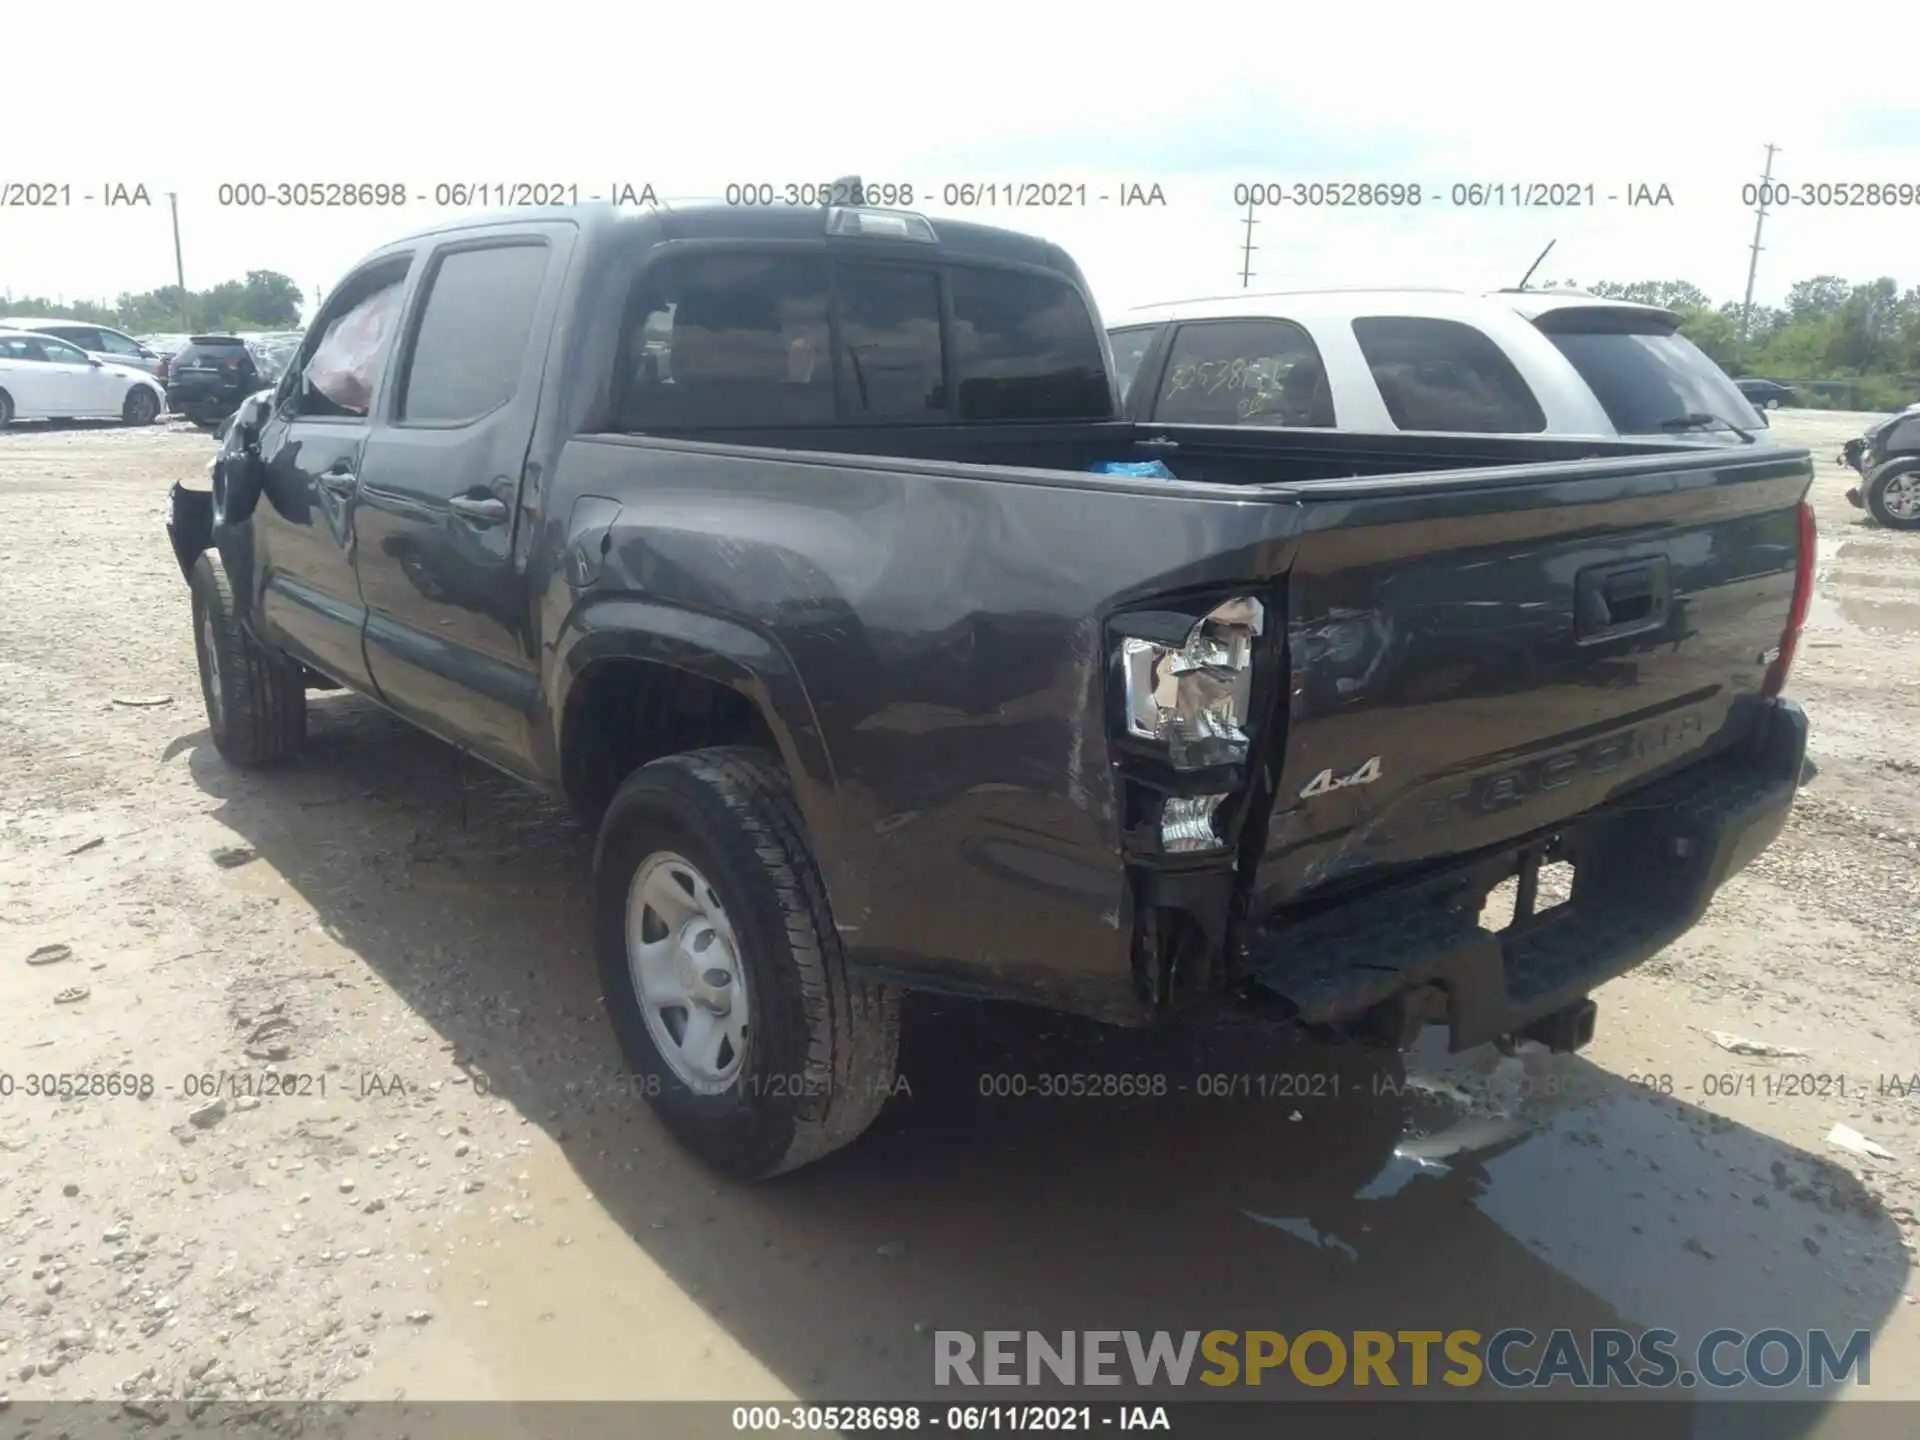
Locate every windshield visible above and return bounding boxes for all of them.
[1538,323,1762,436]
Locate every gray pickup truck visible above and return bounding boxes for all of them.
[166,192,1815,1179]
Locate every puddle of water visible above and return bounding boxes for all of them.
[1807,538,1920,636]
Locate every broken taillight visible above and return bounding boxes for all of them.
[1761,499,1815,698]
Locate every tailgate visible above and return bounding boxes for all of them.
[1250,445,1812,913]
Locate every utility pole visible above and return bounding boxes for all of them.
[1737,143,1779,361]
[167,191,188,332]
[1238,198,1258,288]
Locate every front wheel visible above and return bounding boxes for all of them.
[1865,460,1920,531]
[188,550,308,765]
[594,747,901,1179]
[1766,397,1782,411]
[0,389,13,427]
[122,386,160,425]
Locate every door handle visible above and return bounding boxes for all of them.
[318,469,358,497]
[450,495,510,527]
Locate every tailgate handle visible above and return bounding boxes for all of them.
[1575,558,1670,642]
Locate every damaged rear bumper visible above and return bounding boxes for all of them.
[1242,698,1808,1053]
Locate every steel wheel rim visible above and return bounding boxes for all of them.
[625,851,749,1093]
[200,606,224,728]
[130,389,155,423]
[1883,472,1920,521]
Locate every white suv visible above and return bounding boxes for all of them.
[1107,289,1766,444]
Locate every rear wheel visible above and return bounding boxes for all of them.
[1865,460,1920,531]
[594,747,901,1179]
[1766,397,1782,410]
[188,550,307,765]
[122,386,159,425]
[0,389,12,427]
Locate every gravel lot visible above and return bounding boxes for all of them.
[0,411,1915,1412]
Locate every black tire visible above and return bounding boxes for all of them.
[594,746,901,1179]
[122,386,160,425]
[188,550,307,766]
[0,389,13,427]
[1864,460,1920,531]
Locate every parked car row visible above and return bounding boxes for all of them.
[0,319,313,429]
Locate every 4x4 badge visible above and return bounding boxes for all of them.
[1299,756,1383,799]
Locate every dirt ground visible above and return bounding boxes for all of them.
[0,411,1916,1416]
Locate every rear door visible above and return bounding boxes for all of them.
[354,223,571,774]
[1251,445,1811,913]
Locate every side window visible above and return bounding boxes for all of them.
[1351,316,1546,434]
[53,327,104,351]
[293,259,411,418]
[0,337,41,361]
[41,338,89,365]
[835,263,945,419]
[397,244,550,424]
[616,252,834,430]
[949,266,1110,421]
[1106,326,1158,405]
[1152,320,1333,427]
[93,329,143,357]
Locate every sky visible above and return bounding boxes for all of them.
[3,1,1917,327]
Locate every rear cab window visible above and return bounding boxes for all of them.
[176,338,252,370]
[949,265,1109,421]
[1351,316,1546,433]
[615,248,1110,430]
[1530,307,1762,437]
[1150,319,1334,427]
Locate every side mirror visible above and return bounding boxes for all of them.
[88,357,103,367]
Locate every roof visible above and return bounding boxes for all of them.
[367,199,1078,276]
[1115,287,1678,328]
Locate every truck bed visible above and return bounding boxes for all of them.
[540,419,1813,1027]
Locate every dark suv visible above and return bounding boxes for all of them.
[165,336,272,428]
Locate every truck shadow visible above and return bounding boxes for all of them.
[178,694,1910,1418]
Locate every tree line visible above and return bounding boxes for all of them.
[1560,275,1919,410]
[4,264,1913,410]
[0,270,303,335]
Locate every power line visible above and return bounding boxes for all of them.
[1238,199,1258,289]
[1737,143,1779,360]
